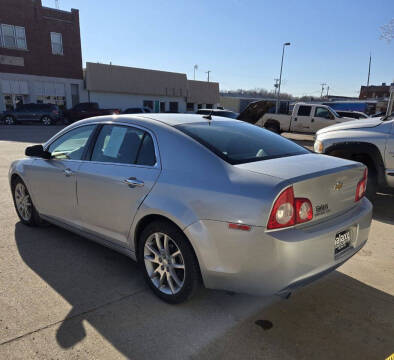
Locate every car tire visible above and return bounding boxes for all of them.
[3,115,16,125]
[265,123,281,134]
[12,177,43,226]
[41,116,52,126]
[138,220,201,304]
[365,168,378,201]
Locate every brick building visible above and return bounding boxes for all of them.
[359,83,391,100]
[0,0,86,111]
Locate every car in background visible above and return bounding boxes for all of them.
[256,103,352,134]
[10,114,372,303]
[122,107,152,114]
[314,113,394,199]
[336,111,369,119]
[196,109,239,119]
[63,102,120,123]
[1,103,61,125]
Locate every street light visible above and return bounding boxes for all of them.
[276,42,291,114]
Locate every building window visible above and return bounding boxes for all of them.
[197,104,202,109]
[205,104,213,109]
[187,103,194,111]
[160,102,166,112]
[169,102,179,113]
[0,24,27,50]
[143,100,154,111]
[50,32,63,55]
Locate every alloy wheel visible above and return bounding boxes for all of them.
[14,183,32,221]
[144,232,185,295]
[4,116,15,125]
[42,116,51,125]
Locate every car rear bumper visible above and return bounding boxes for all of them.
[184,197,372,296]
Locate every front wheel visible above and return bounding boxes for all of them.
[3,115,16,125]
[41,116,52,126]
[139,221,201,303]
[12,178,42,226]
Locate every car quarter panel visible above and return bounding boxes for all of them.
[184,197,372,295]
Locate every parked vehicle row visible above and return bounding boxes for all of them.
[1,102,121,126]
[10,113,372,303]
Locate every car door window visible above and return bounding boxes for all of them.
[91,125,148,165]
[48,125,96,160]
[136,133,157,166]
[297,106,312,116]
[315,107,332,119]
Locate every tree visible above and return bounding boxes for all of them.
[380,18,394,42]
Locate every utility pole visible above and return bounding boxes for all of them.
[326,85,330,98]
[320,83,327,98]
[276,42,291,113]
[193,64,198,80]
[367,53,371,87]
[205,70,211,82]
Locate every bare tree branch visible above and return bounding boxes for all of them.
[380,18,394,43]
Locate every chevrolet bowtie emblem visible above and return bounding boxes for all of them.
[334,181,343,191]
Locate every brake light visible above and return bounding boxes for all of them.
[355,168,368,202]
[295,198,313,223]
[267,187,313,230]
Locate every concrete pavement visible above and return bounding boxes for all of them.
[0,125,393,360]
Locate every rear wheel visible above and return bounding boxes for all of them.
[3,115,15,125]
[365,167,378,201]
[12,178,42,226]
[265,122,281,134]
[41,116,52,126]
[139,221,200,303]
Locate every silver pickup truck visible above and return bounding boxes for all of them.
[314,114,394,198]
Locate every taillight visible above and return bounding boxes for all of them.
[355,168,368,202]
[295,198,313,223]
[267,186,313,230]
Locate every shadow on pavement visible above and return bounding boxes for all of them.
[14,222,271,358]
[372,192,394,225]
[14,221,394,359]
[0,125,65,143]
[194,271,394,360]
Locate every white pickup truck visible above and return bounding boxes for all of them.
[255,103,353,134]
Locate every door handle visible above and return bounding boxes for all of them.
[63,168,74,177]
[311,118,315,122]
[123,177,144,187]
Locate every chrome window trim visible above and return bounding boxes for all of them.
[44,121,161,169]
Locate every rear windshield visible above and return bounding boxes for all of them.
[175,121,308,165]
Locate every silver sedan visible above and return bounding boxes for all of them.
[9,114,372,303]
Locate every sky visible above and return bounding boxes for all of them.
[43,0,394,97]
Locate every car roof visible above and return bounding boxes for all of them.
[114,113,237,126]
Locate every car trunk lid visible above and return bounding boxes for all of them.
[235,154,365,224]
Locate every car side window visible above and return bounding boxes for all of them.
[91,125,144,165]
[315,107,332,119]
[136,133,157,166]
[48,125,96,160]
[297,106,311,116]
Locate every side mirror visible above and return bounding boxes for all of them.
[25,145,51,159]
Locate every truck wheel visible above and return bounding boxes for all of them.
[365,168,377,201]
[265,123,280,134]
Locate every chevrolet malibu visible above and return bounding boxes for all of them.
[9,114,372,303]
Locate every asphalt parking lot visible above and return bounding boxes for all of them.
[0,125,393,360]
